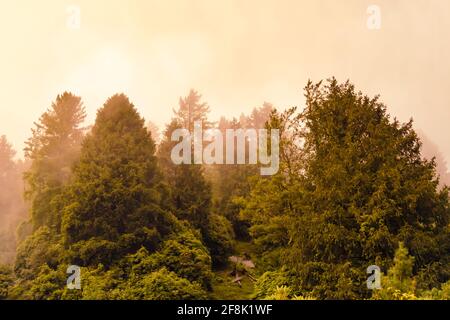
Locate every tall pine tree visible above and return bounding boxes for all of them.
[242,79,450,298]
[24,92,86,231]
[158,90,234,265]
[61,94,175,266]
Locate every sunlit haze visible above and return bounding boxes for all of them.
[0,0,449,168]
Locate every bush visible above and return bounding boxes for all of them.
[124,267,207,300]
[372,243,417,300]
[420,280,450,300]
[0,265,13,299]
[74,265,122,300]
[28,264,66,300]
[14,227,64,280]
[203,214,235,266]
[253,268,291,299]
[126,229,213,289]
[156,232,213,288]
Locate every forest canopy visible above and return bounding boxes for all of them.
[0,79,449,300]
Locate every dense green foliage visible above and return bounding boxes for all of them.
[24,92,86,231]
[372,242,417,299]
[212,104,273,239]
[241,79,450,299]
[157,91,235,266]
[0,265,13,299]
[1,79,449,300]
[61,94,172,261]
[6,93,214,300]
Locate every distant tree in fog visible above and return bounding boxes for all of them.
[418,130,450,187]
[147,120,161,145]
[24,92,86,231]
[0,136,26,264]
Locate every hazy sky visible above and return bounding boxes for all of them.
[0,0,449,168]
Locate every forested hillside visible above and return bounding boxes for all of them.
[0,79,449,300]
